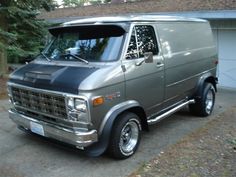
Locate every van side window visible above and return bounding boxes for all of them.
[136,25,158,57]
[126,28,139,59]
[126,25,158,59]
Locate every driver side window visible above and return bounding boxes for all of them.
[125,28,139,59]
[126,25,159,59]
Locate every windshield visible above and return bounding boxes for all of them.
[43,25,125,62]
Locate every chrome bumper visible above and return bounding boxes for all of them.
[9,109,98,148]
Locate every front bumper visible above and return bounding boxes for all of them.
[9,109,98,148]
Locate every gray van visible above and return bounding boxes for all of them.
[8,15,218,159]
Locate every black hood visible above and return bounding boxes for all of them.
[9,63,98,94]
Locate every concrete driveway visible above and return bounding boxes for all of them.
[0,88,236,177]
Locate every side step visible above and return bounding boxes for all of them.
[147,99,195,125]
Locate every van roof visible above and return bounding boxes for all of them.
[62,15,207,26]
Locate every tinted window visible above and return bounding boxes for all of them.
[126,25,158,59]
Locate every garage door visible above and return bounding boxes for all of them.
[214,29,236,89]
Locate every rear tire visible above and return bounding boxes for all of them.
[189,82,215,117]
[108,112,141,159]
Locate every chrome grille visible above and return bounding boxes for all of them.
[11,87,67,119]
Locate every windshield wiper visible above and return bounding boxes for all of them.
[40,52,51,62]
[63,53,89,64]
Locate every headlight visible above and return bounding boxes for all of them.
[67,97,74,109]
[66,97,89,124]
[75,99,87,112]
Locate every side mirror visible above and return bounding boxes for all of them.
[144,52,153,63]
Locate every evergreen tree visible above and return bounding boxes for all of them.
[0,0,57,74]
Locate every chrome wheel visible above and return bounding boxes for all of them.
[119,119,139,155]
[205,87,214,114]
[108,112,141,159]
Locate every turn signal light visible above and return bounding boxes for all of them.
[93,96,104,106]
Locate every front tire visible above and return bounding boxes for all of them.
[189,82,215,117]
[108,112,141,159]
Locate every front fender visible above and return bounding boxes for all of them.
[84,100,141,156]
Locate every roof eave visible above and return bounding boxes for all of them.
[44,10,236,24]
[153,10,236,19]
